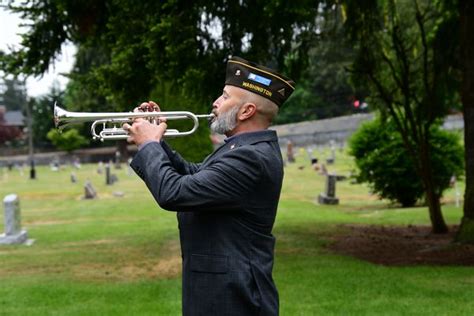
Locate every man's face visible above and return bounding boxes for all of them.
[210,86,244,135]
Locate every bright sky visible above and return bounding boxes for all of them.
[0,6,76,97]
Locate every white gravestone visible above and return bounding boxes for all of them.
[115,151,122,169]
[0,194,29,245]
[18,164,24,176]
[127,158,133,176]
[97,161,104,174]
[326,146,336,165]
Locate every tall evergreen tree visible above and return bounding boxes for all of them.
[0,78,27,111]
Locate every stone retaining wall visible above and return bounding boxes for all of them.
[271,113,464,148]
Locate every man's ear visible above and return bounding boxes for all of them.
[238,103,257,121]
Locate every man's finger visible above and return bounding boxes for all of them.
[122,123,132,131]
[140,102,151,111]
[132,117,147,124]
[149,101,161,112]
[157,122,168,136]
[134,102,150,113]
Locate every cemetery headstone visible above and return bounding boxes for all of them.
[456,186,461,208]
[449,175,456,187]
[84,181,97,199]
[73,157,81,169]
[318,174,339,205]
[326,145,336,165]
[18,164,24,176]
[287,141,295,163]
[50,160,59,171]
[0,194,29,245]
[110,174,118,185]
[113,191,125,198]
[127,158,133,176]
[97,161,104,174]
[106,162,118,185]
[29,160,36,180]
[70,172,77,183]
[106,163,111,185]
[115,151,122,169]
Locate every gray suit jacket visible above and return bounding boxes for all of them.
[131,130,283,316]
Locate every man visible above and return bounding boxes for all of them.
[124,56,295,316]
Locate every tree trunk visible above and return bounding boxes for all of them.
[457,0,474,243]
[424,181,448,233]
[419,141,448,234]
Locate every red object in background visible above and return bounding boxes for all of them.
[0,108,22,144]
[0,125,22,144]
[353,100,360,108]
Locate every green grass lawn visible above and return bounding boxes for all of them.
[0,148,472,316]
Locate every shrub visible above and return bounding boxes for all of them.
[47,128,89,153]
[349,118,464,207]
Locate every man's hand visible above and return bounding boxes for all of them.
[123,101,167,146]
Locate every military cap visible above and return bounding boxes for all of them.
[225,56,295,107]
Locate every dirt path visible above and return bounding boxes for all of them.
[328,224,474,266]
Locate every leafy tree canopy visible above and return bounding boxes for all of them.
[1,0,322,110]
[342,0,461,233]
[1,0,326,160]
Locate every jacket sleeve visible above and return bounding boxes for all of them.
[131,141,262,212]
[160,141,201,175]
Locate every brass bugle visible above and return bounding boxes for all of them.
[53,102,214,141]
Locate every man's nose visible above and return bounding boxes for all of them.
[212,96,222,108]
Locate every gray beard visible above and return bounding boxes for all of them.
[210,105,241,135]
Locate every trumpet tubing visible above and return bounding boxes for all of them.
[53,102,214,141]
